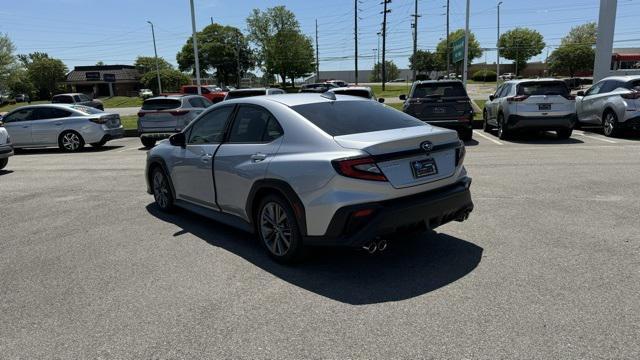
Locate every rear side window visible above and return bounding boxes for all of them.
[517,82,569,96]
[52,95,73,104]
[187,107,234,144]
[412,82,467,98]
[32,107,72,120]
[291,101,425,137]
[182,86,197,94]
[625,80,640,91]
[332,89,371,98]
[3,109,34,122]
[226,90,267,100]
[188,97,206,108]
[142,99,181,111]
[228,106,282,143]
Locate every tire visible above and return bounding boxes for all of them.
[141,137,156,148]
[459,128,473,141]
[603,110,620,137]
[0,158,7,170]
[151,166,174,212]
[482,110,492,133]
[556,128,573,139]
[97,105,104,111]
[497,114,510,140]
[256,194,305,263]
[58,131,85,152]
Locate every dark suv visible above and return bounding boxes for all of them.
[400,80,474,141]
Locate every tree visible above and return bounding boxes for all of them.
[409,50,441,74]
[498,28,545,76]
[177,23,254,86]
[18,52,67,100]
[7,69,35,97]
[548,22,597,77]
[134,56,172,75]
[435,29,482,73]
[141,68,190,94]
[370,61,399,82]
[246,6,315,87]
[95,61,105,66]
[0,34,19,94]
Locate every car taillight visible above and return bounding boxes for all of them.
[170,110,190,116]
[621,91,640,99]
[332,157,388,182]
[455,142,466,166]
[89,117,107,124]
[507,95,529,103]
[137,111,145,117]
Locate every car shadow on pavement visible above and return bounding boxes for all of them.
[500,131,585,145]
[14,145,123,155]
[464,139,480,147]
[146,203,483,305]
[0,169,13,176]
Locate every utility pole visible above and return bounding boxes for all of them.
[411,0,420,82]
[446,0,450,77]
[354,0,359,85]
[382,0,391,91]
[462,0,470,86]
[210,17,213,25]
[236,33,241,88]
[372,48,377,70]
[146,21,162,94]
[315,19,320,82]
[377,32,381,81]
[189,0,201,94]
[497,1,502,89]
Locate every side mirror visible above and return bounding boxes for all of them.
[489,95,495,101]
[378,97,385,103]
[169,132,186,148]
[399,94,406,101]
[577,91,585,97]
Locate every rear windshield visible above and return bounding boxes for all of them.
[333,89,371,99]
[291,101,425,137]
[412,82,467,98]
[142,99,181,111]
[71,105,102,114]
[226,90,266,100]
[517,81,569,96]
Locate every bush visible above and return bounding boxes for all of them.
[472,70,497,82]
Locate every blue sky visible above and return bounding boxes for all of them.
[1,0,639,72]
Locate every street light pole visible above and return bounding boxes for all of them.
[189,0,202,95]
[146,21,162,94]
[497,1,503,89]
[376,32,381,81]
[462,0,470,86]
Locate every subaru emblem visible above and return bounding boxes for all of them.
[420,141,433,155]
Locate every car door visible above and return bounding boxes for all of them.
[170,105,235,210]
[486,85,504,122]
[578,81,605,124]
[214,105,284,220]
[31,107,73,145]
[2,108,35,146]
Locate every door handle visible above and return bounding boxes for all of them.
[250,153,267,162]
[22,125,30,128]
[54,122,63,126]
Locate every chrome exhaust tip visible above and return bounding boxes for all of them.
[362,241,377,254]
[377,239,388,252]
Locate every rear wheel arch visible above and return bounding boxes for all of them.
[246,180,307,236]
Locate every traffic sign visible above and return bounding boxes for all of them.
[452,36,465,64]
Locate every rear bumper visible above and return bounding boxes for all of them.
[620,116,640,130]
[304,177,474,247]
[0,144,14,159]
[507,113,576,130]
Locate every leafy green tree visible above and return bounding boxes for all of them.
[370,61,399,82]
[246,6,315,87]
[95,61,105,66]
[177,23,254,86]
[18,52,67,100]
[0,34,19,94]
[498,28,545,76]
[561,22,597,46]
[409,50,441,73]
[548,22,597,77]
[141,68,190,94]
[435,29,482,72]
[134,56,173,74]
[7,69,35,97]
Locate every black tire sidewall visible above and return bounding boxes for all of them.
[603,112,618,137]
[141,137,156,148]
[0,158,7,170]
[58,131,85,152]
[256,194,304,263]
[152,167,174,211]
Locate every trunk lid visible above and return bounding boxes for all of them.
[334,126,461,189]
[405,96,472,121]
[514,81,575,117]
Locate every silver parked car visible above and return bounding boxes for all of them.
[0,127,13,170]
[1,104,123,151]
[145,94,473,263]
[223,88,285,101]
[327,86,384,103]
[482,79,576,139]
[576,75,640,137]
[52,93,104,111]
[137,95,213,148]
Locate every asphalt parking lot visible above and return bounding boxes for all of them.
[1,131,639,358]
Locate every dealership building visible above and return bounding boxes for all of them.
[64,65,142,97]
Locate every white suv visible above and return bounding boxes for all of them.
[482,79,577,139]
[0,127,13,170]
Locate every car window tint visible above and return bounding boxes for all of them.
[493,85,504,98]
[52,95,73,104]
[292,101,425,137]
[412,82,467,98]
[3,109,34,122]
[201,87,210,94]
[187,107,233,144]
[142,99,181,110]
[332,89,371,98]
[188,98,204,108]
[264,117,284,142]
[32,107,72,120]
[600,80,625,93]
[228,106,272,143]
[201,98,213,107]
[74,95,82,102]
[226,90,266,99]
[183,86,197,94]
[517,81,569,96]
[585,82,604,96]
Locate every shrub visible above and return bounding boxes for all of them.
[472,70,497,82]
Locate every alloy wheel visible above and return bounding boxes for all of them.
[260,202,292,257]
[62,132,81,151]
[153,170,170,209]
[604,113,615,136]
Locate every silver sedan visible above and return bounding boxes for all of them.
[1,104,124,151]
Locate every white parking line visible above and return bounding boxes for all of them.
[574,130,618,144]
[473,130,504,145]
[117,146,140,153]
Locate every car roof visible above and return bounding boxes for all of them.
[146,95,190,100]
[53,93,84,96]
[414,80,463,84]
[601,75,640,82]
[228,88,268,92]
[505,78,567,84]
[223,93,369,107]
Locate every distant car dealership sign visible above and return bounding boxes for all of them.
[452,36,465,64]
[103,73,116,82]
[85,72,100,81]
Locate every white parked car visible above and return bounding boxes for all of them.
[139,89,154,99]
[0,127,13,170]
[327,86,384,103]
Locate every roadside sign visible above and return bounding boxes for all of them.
[103,73,116,82]
[452,36,465,64]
